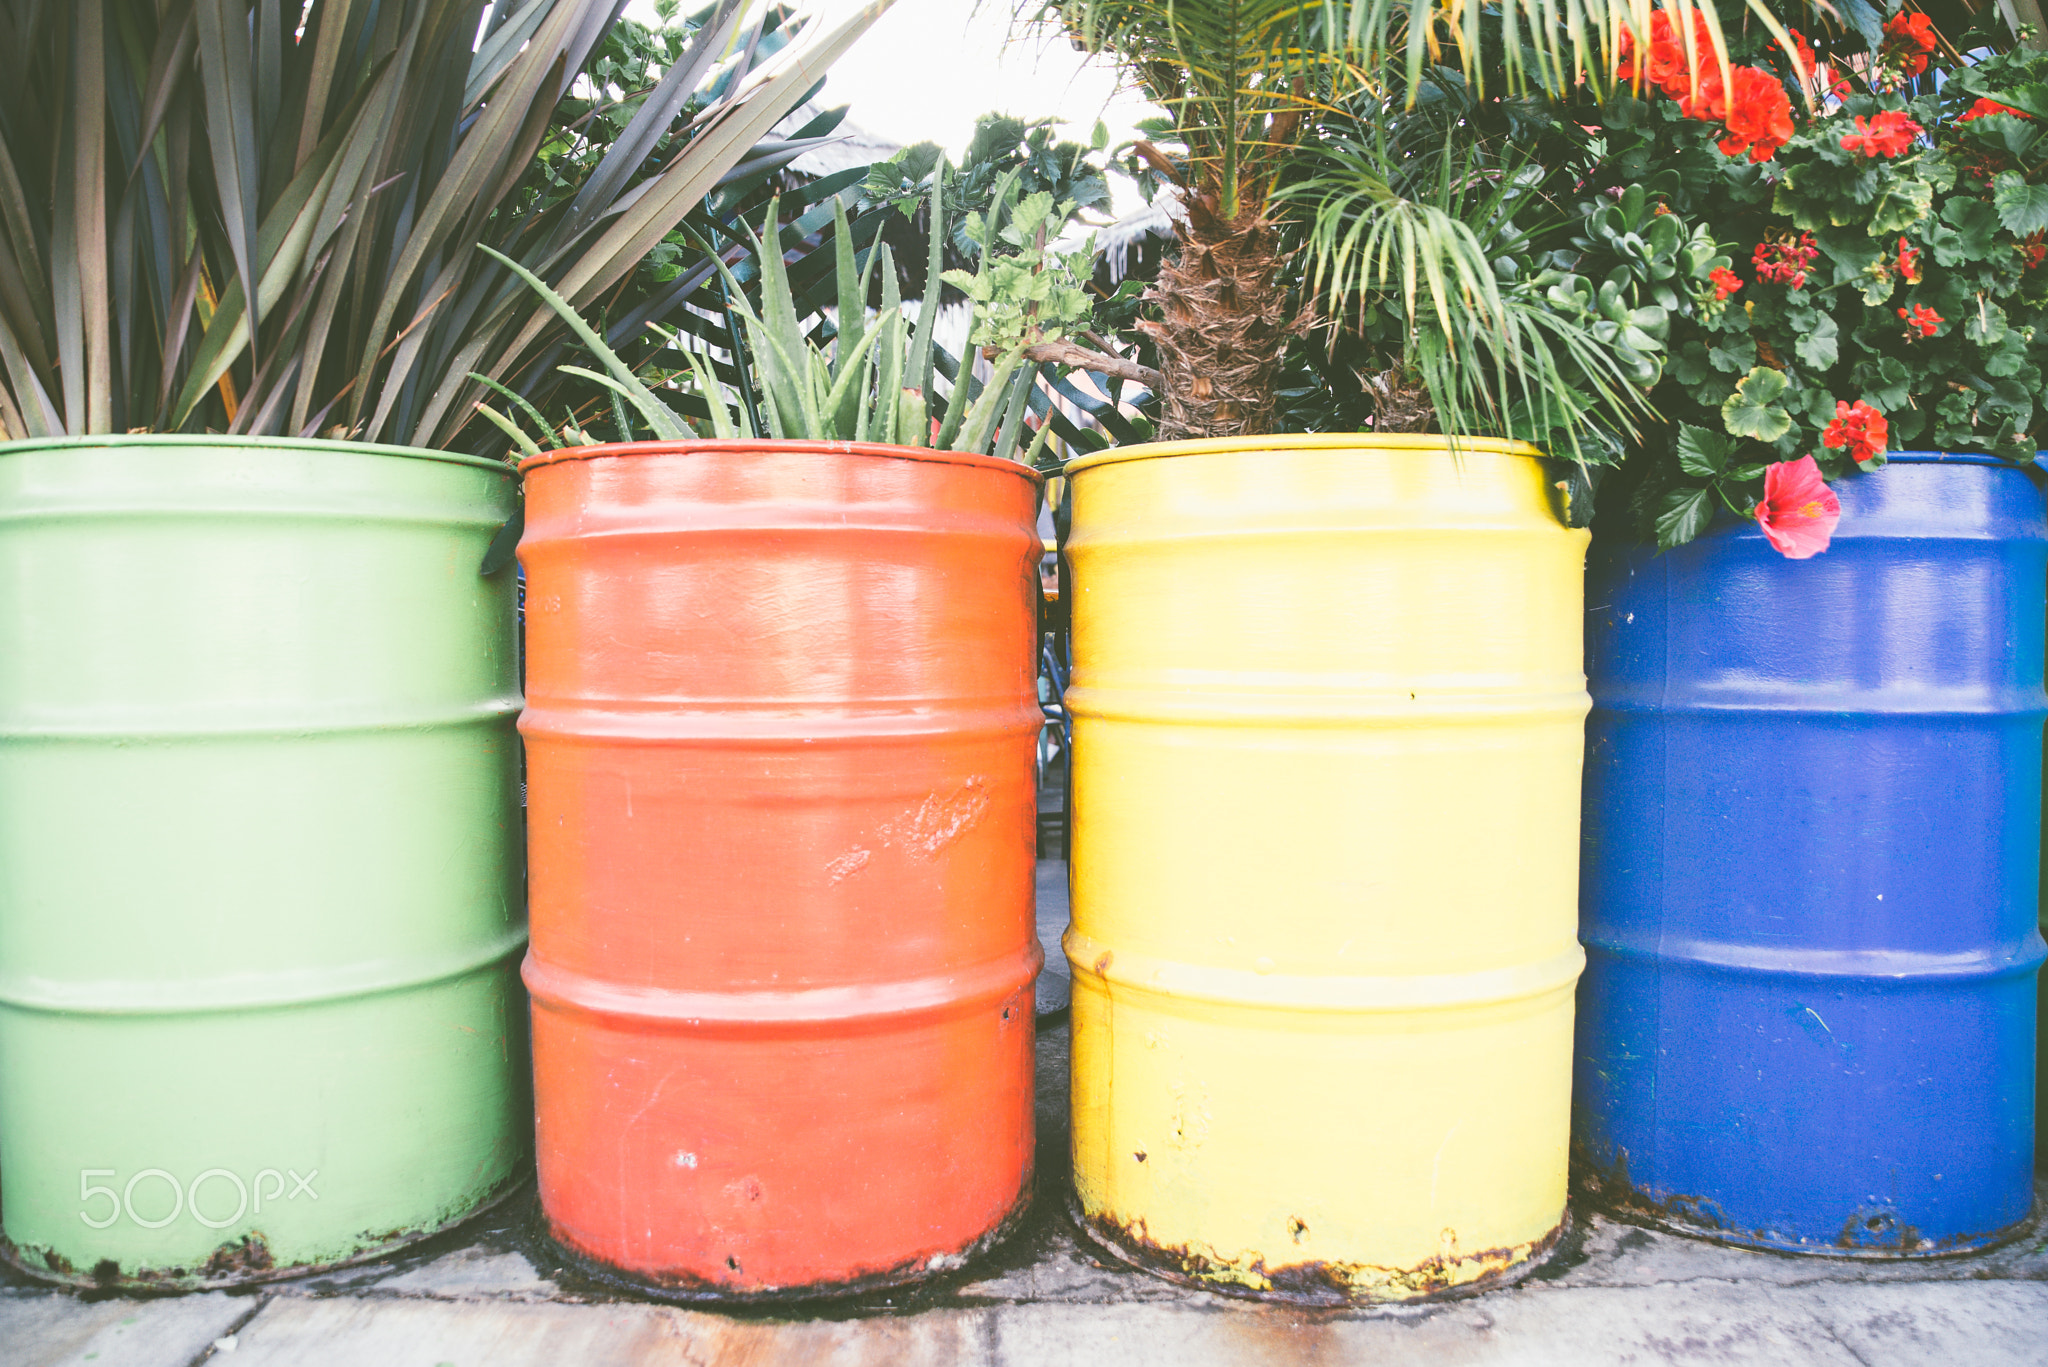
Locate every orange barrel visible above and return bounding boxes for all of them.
[518,439,1043,1298]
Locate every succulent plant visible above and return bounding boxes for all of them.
[479,176,1065,466]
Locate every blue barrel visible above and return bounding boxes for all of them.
[1578,453,2045,1255]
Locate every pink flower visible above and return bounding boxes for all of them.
[1756,456,1841,558]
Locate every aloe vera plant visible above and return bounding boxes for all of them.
[480,181,1071,464]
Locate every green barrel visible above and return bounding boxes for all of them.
[0,436,527,1289]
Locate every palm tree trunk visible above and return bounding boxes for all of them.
[1139,205,1298,441]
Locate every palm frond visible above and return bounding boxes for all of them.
[1276,119,1651,451]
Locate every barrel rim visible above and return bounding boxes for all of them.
[520,438,1044,485]
[0,433,515,477]
[1885,450,2031,468]
[1063,433,1543,476]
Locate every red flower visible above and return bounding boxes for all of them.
[2024,233,2047,270]
[1961,146,2012,185]
[1752,232,1819,289]
[1677,67,1728,122]
[1841,110,1924,158]
[1717,67,1795,162]
[1822,399,1889,464]
[1788,28,1817,83]
[1615,12,1653,81]
[1710,266,1743,300]
[1755,456,1842,559]
[1896,237,1921,285]
[1880,11,1938,79]
[1619,8,1721,100]
[1961,98,2029,121]
[1615,14,1795,162]
[1646,26,1699,97]
[1897,304,1942,337]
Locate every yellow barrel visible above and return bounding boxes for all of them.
[1064,435,1589,1304]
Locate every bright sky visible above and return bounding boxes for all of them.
[628,0,1161,215]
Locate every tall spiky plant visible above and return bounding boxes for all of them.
[476,184,1063,465]
[0,0,891,447]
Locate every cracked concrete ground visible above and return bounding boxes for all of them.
[8,864,2047,1366]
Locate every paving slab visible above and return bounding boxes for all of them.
[1538,1204,2048,1290]
[368,1246,559,1300]
[146,1275,2048,1367]
[0,1290,249,1367]
[216,1295,997,1367]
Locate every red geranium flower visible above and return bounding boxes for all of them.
[1822,400,1889,464]
[1646,21,1700,96]
[1841,110,1924,158]
[1710,266,1743,300]
[1961,98,2029,121]
[1788,28,1816,82]
[1752,232,1819,289]
[1677,67,1729,123]
[1898,304,1942,337]
[1717,66,1795,162]
[1755,456,1842,559]
[1614,15,1795,162]
[1880,11,1938,79]
[1615,11,1656,81]
[1619,8,1721,100]
[2025,232,2047,270]
[1896,237,1921,284]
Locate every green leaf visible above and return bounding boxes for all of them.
[1986,333,2030,379]
[480,246,690,441]
[1794,314,1839,369]
[1669,341,1711,386]
[818,307,899,440]
[1941,197,2000,263]
[1676,424,1731,478]
[1722,367,1794,442]
[907,174,947,434]
[1993,172,2048,236]
[1856,354,1914,410]
[948,349,1023,454]
[1866,177,1933,236]
[1708,337,1757,374]
[1656,486,1716,550]
[1965,300,2009,347]
[472,401,543,459]
[672,342,740,440]
[831,195,864,381]
[867,248,906,444]
[467,372,558,450]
